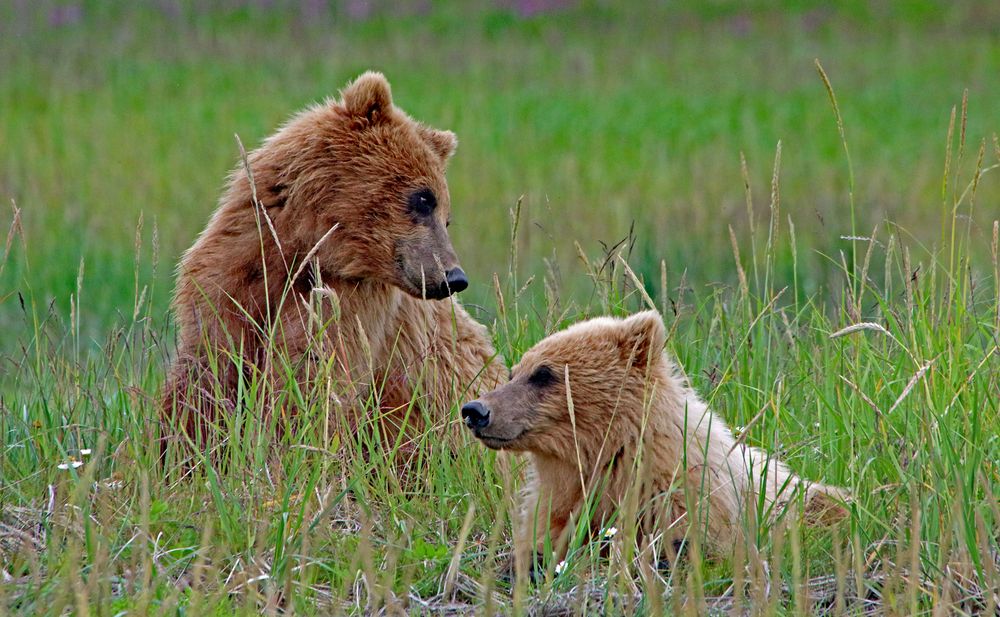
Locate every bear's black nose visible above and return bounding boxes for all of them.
[461,400,490,430]
[445,267,468,295]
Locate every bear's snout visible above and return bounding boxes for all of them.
[461,400,491,430]
[412,267,468,300]
[445,267,468,294]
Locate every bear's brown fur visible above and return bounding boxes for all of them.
[463,311,848,558]
[162,72,504,451]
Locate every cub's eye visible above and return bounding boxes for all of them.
[528,365,557,387]
[407,188,437,217]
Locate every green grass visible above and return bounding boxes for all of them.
[2,2,999,614]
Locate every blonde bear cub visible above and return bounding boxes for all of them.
[462,311,848,557]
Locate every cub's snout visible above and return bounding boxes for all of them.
[461,360,559,451]
[461,400,491,430]
[460,396,528,450]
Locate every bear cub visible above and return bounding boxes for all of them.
[462,311,848,558]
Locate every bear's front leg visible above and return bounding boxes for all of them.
[385,297,506,447]
[518,469,582,565]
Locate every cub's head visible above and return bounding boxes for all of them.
[462,311,667,459]
[242,71,466,300]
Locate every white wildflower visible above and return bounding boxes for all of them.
[554,560,567,575]
[79,449,92,456]
[57,461,83,470]
[602,526,618,539]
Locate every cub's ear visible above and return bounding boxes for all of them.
[618,311,666,369]
[341,71,393,122]
[418,126,458,161]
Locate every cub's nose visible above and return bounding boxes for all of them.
[461,400,490,430]
[444,267,469,295]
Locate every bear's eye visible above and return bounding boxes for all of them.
[528,365,557,387]
[407,188,437,217]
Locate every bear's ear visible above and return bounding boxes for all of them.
[617,311,666,369]
[419,126,458,161]
[341,71,393,122]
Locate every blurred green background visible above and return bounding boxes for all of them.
[2,0,998,346]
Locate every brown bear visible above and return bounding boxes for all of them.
[462,311,847,559]
[162,71,505,452]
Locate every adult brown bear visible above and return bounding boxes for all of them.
[162,72,504,455]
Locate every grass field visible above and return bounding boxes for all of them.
[2,2,999,614]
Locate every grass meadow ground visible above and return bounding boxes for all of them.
[1,2,999,614]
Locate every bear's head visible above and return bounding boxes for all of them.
[239,71,466,300]
[461,311,666,460]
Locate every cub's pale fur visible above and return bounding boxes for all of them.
[463,311,848,557]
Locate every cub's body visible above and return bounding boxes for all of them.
[463,312,847,556]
